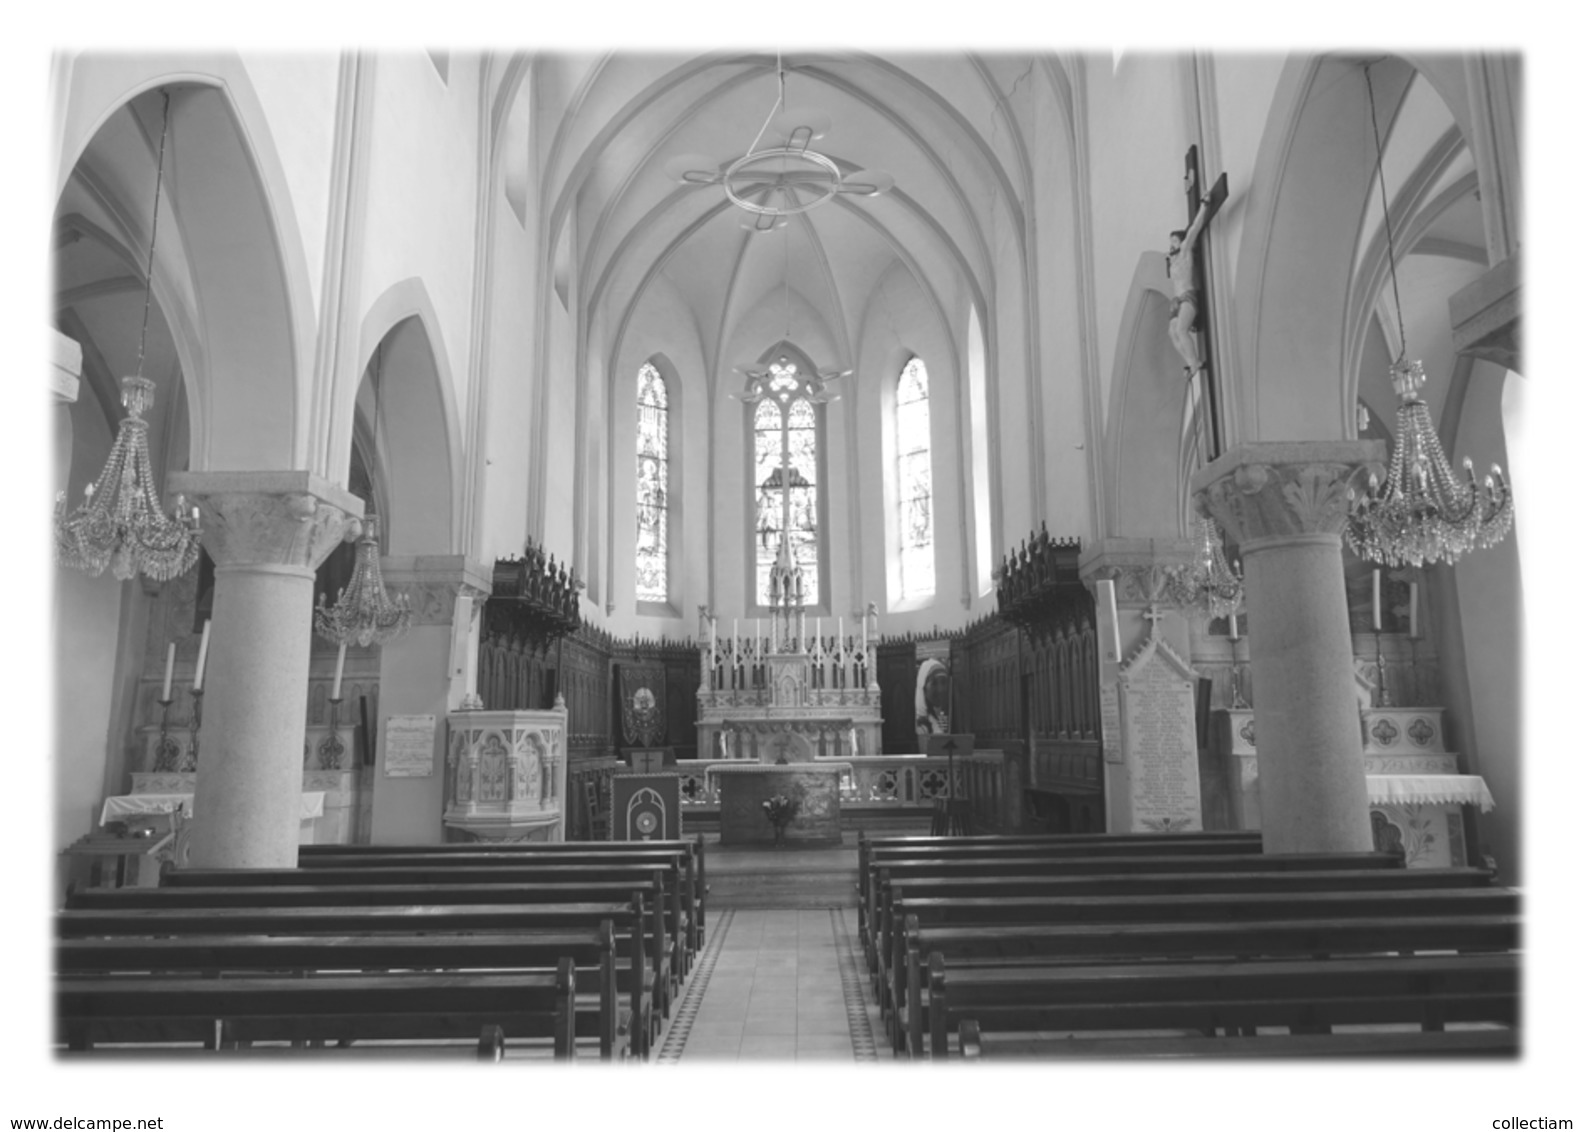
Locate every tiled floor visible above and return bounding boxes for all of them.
[670,909,860,1061]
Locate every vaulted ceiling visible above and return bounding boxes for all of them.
[535,53,1051,384]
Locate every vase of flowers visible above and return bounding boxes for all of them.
[762,793,798,845]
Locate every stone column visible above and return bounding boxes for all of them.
[166,471,363,868]
[1192,442,1384,854]
[372,556,492,844]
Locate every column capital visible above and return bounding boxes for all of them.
[168,470,365,572]
[1190,441,1385,550]
[1078,537,1196,608]
[381,555,493,626]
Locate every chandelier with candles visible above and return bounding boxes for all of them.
[1345,64,1514,569]
[54,90,201,583]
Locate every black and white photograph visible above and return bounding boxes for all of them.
[15,9,1577,1130]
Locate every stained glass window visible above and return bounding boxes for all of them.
[897,357,934,599]
[636,362,669,604]
[752,359,821,606]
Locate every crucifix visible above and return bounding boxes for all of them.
[1167,146,1229,458]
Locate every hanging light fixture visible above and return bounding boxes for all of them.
[314,514,411,647]
[314,345,411,648]
[55,89,201,583]
[1345,64,1514,569]
[665,53,894,232]
[1183,515,1245,621]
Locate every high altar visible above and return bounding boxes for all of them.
[695,548,882,765]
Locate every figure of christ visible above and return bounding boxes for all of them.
[1166,185,1216,379]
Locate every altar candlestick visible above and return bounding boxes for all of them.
[192,620,212,691]
[1408,582,1419,639]
[161,642,175,701]
[332,640,348,701]
[1371,569,1382,631]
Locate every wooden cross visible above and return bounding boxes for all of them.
[1172,146,1230,459]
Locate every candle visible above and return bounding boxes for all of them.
[1371,570,1382,631]
[838,616,844,646]
[192,620,212,691]
[161,642,175,701]
[1229,615,1239,642]
[331,640,347,700]
[1408,582,1419,639]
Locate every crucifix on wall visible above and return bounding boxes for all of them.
[1166,146,1229,459]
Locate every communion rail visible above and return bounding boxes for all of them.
[672,752,1018,830]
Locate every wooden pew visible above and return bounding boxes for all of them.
[880,885,1519,1050]
[927,952,1520,1058]
[63,890,668,1037]
[857,833,1266,939]
[862,851,1405,972]
[297,840,704,952]
[958,1025,1520,1059]
[58,962,579,1058]
[155,864,686,1003]
[871,866,1498,994]
[286,852,702,975]
[57,926,640,1059]
[902,912,1521,1057]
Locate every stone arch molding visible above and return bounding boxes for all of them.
[56,56,316,473]
[353,278,465,557]
[1231,54,1417,444]
[1104,253,1186,539]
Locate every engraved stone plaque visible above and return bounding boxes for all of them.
[1119,641,1204,832]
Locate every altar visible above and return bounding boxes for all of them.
[695,563,883,764]
[716,762,844,846]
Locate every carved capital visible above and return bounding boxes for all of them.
[1078,538,1196,607]
[1190,442,1384,547]
[169,470,365,572]
[381,555,493,626]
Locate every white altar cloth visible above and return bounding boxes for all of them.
[101,791,326,826]
[1365,775,1494,811]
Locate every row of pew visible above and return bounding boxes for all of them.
[856,830,1521,1059]
[56,837,707,1061]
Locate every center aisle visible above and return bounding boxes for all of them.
[656,907,883,1062]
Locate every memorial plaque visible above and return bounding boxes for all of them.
[1119,641,1203,831]
[384,714,437,778]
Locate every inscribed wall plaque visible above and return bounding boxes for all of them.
[1118,640,1203,831]
[384,714,437,778]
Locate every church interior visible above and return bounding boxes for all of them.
[35,41,1552,1104]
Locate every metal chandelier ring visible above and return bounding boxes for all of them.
[723,147,843,216]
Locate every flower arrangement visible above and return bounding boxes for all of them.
[762,793,798,844]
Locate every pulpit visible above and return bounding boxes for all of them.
[443,708,568,842]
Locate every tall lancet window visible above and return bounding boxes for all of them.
[635,361,669,604]
[752,358,821,606]
[897,356,935,599]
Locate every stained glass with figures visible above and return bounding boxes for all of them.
[636,362,668,603]
[897,356,934,599]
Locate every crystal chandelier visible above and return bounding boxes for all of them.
[1345,65,1514,569]
[314,514,411,648]
[1184,515,1245,620]
[54,89,201,583]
